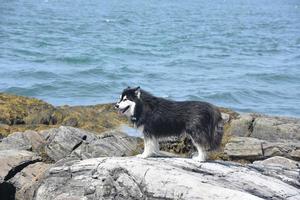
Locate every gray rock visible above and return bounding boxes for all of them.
[262,142,300,158]
[252,116,300,142]
[0,131,32,151]
[33,157,300,200]
[224,137,264,160]
[253,156,299,170]
[42,126,142,162]
[0,126,142,162]
[0,150,41,183]
[229,114,300,142]
[224,137,300,161]
[251,157,300,189]
[0,130,46,151]
[71,131,142,159]
[41,126,97,162]
[229,114,254,137]
[9,162,51,200]
[0,127,142,200]
[290,150,300,161]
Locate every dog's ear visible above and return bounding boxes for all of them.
[134,86,141,99]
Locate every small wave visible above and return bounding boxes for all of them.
[184,94,203,101]
[204,92,241,104]
[118,18,133,25]
[109,47,166,57]
[2,70,58,80]
[74,67,105,77]
[4,84,57,97]
[54,56,94,64]
[164,59,204,69]
[244,72,299,83]
[11,48,45,57]
[119,66,142,74]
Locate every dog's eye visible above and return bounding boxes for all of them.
[122,98,127,102]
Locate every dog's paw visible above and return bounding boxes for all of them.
[136,153,149,158]
[192,156,206,162]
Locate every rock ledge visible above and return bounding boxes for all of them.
[34,157,300,200]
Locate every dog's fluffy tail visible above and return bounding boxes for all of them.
[210,111,224,150]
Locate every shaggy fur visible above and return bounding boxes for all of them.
[115,87,223,161]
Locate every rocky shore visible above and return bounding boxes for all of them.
[0,93,299,200]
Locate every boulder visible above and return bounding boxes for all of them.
[9,162,51,200]
[229,114,300,142]
[41,126,97,162]
[0,130,46,151]
[262,142,300,158]
[253,156,299,170]
[33,157,300,200]
[0,126,142,162]
[0,150,41,183]
[0,149,42,200]
[229,114,254,137]
[42,126,142,162]
[224,137,300,161]
[251,156,300,189]
[71,130,143,159]
[252,116,300,142]
[0,126,142,200]
[224,137,264,160]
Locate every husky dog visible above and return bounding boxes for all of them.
[115,86,223,161]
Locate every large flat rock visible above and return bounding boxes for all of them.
[34,157,300,200]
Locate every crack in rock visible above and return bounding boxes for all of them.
[247,116,256,136]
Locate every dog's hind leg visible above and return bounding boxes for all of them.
[187,133,207,162]
[136,136,160,158]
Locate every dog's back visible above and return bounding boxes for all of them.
[138,93,224,150]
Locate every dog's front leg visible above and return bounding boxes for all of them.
[136,136,160,158]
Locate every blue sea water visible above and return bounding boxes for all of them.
[0,0,300,117]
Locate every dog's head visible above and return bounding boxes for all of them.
[115,86,141,118]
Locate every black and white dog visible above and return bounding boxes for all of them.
[115,87,223,161]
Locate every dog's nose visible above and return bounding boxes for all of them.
[114,104,119,109]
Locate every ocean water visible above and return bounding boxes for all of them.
[0,0,300,117]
